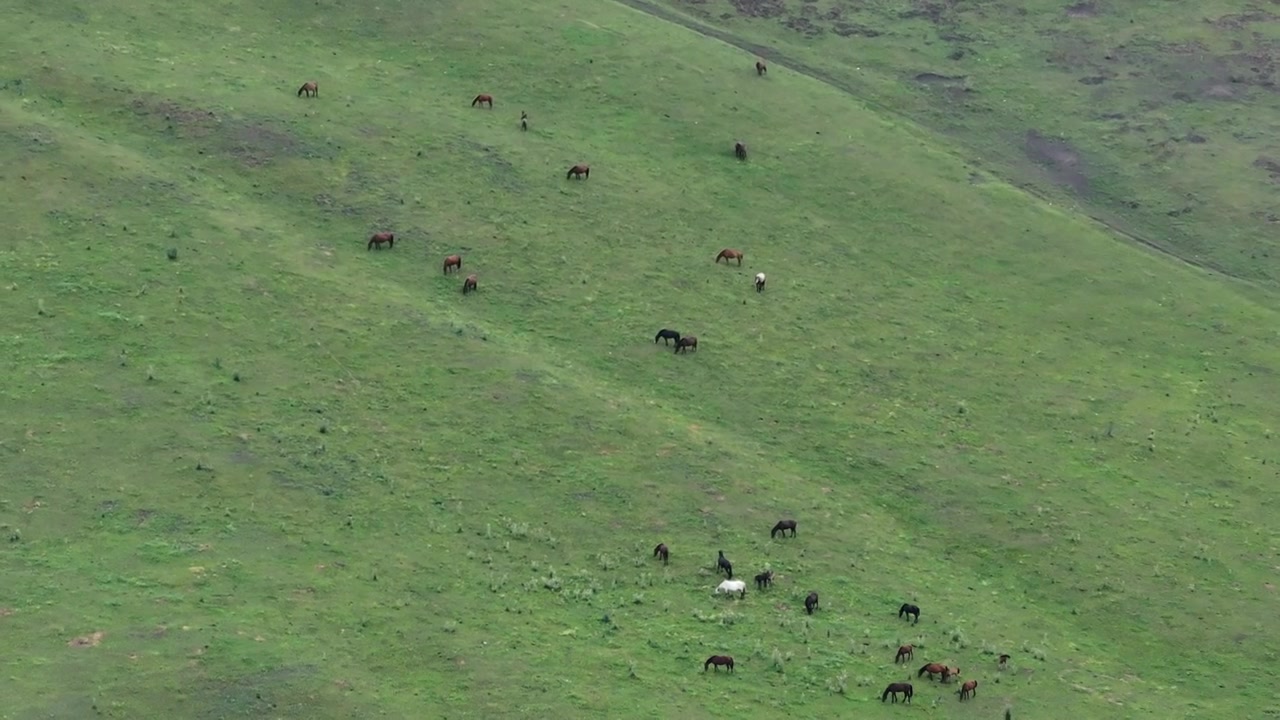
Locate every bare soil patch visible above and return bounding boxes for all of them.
[68,631,104,648]
[1065,1,1098,18]
[1024,130,1090,194]
[127,94,306,168]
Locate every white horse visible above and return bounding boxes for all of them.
[754,272,766,293]
[716,579,747,598]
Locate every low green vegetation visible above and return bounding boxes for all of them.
[1,0,1276,717]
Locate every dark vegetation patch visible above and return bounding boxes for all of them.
[1255,156,1280,183]
[1065,1,1098,18]
[126,94,307,168]
[1024,130,1090,194]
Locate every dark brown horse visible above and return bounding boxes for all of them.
[462,274,478,294]
[881,683,912,703]
[770,519,797,538]
[675,336,698,354]
[734,142,747,161]
[367,232,394,250]
[520,111,528,131]
[895,644,914,663]
[443,254,462,273]
[756,60,767,76]
[655,329,681,345]
[704,655,734,672]
[754,570,773,589]
[715,248,743,266]
[957,679,978,701]
[917,663,950,681]
[899,603,920,624]
[567,164,590,180]
[297,81,318,98]
[998,653,1010,669]
[653,543,669,565]
[471,93,493,108]
[804,591,819,615]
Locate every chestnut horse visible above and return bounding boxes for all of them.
[653,543,669,565]
[899,603,920,624]
[297,81,318,98]
[704,655,734,672]
[754,570,773,589]
[957,679,978,701]
[881,683,912,703]
[770,519,797,538]
[804,591,819,615]
[462,274,478,294]
[734,142,747,161]
[918,663,950,681]
[675,336,698,354]
[716,249,743,266]
[471,94,493,108]
[367,232,394,250]
[895,644,914,663]
[655,329,681,345]
[567,164,590,180]
[443,255,462,273]
[756,60,767,76]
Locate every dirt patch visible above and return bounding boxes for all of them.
[127,94,306,168]
[1208,11,1279,30]
[68,631,104,648]
[1024,130,1090,194]
[1255,156,1280,182]
[1078,75,1107,85]
[1065,1,1098,18]
[915,72,965,84]
[0,608,13,617]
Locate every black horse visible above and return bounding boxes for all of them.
[754,570,773,590]
[899,603,920,624]
[804,591,819,615]
[654,329,681,345]
[716,550,733,579]
[770,519,797,538]
[653,543,669,565]
[881,683,913,703]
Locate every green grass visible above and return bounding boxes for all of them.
[1,0,1278,717]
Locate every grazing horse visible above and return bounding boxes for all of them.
[653,543,669,565]
[715,579,747,598]
[957,679,978,701]
[755,272,766,293]
[367,232,394,250]
[704,655,734,672]
[566,164,590,180]
[462,274,478,294]
[442,254,463,273]
[754,570,773,590]
[675,336,698,354]
[756,60,767,76]
[770,519,797,538]
[804,591,819,615]
[716,550,733,578]
[895,644,914,663]
[297,81,318,98]
[520,111,528,131]
[715,248,744,266]
[917,663,950,681]
[943,666,961,683]
[654,328,681,345]
[998,653,1010,670]
[899,603,920,624]
[881,683,912,703]
[734,141,747,161]
[471,93,493,108]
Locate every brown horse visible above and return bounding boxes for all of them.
[881,683,912,703]
[895,644,914,663]
[443,255,463,274]
[567,164,590,180]
[367,232,394,250]
[917,663,950,681]
[716,249,743,266]
[734,142,747,161]
[943,666,961,683]
[462,274,478,294]
[756,60,767,76]
[520,111,528,131]
[770,519,797,538]
[471,93,493,108]
[957,679,978,701]
[675,336,698,354]
[754,570,773,589]
[297,81,318,98]
[653,543,669,565]
[804,591,819,615]
[998,653,1010,669]
[704,655,734,672]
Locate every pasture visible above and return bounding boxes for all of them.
[1,0,1278,717]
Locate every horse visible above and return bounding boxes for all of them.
[653,543,669,565]
[297,82,318,98]
[567,164,590,180]
[716,550,733,578]
[654,329,681,345]
[957,679,978,701]
[520,111,528,131]
[675,336,698,354]
[756,60,767,76]
[734,141,747,161]
[462,274,478,294]
[895,644,914,663]
[754,570,773,589]
[755,272,766,293]
[943,666,961,683]
[998,653,1010,670]
[715,248,744,266]
[917,663,950,681]
[471,94,493,108]
[443,254,463,273]
[899,603,920,624]
[881,683,912,703]
[704,655,734,672]
[367,232,394,250]
[716,579,747,598]
[804,591,819,615]
[770,519,796,538]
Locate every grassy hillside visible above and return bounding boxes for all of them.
[1,0,1278,718]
